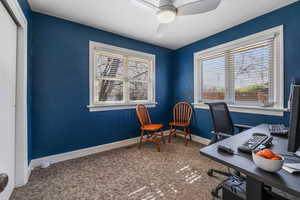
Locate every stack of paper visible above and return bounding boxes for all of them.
[282,163,300,173]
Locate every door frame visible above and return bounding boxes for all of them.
[2,0,28,187]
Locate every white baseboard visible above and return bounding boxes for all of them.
[29,130,210,172]
[27,161,33,180]
[165,130,211,145]
[190,134,211,145]
[30,137,139,169]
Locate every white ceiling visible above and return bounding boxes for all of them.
[28,0,297,50]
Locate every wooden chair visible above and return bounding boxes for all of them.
[136,104,165,152]
[169,102,193,146]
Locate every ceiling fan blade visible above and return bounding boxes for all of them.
[129,0,159,12]
[177,0,221,16]
[156,23,170,38]
[159,0,173,7]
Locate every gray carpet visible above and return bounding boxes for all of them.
[11,137,228,200]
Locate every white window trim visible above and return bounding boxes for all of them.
[193,25,285,116]
[88,41,156,112]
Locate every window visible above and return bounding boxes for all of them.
[201,54,226,101]
[194,26,284,116]
[89,41,155,111]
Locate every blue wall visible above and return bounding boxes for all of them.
[17,0,33,161]
[17,0,300,160]
[173,2,300,139]
[31,12,174,159]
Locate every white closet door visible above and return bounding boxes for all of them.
[0,1,17,200]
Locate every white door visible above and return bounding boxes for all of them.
[0,1,17,200]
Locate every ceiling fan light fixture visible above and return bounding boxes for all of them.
[157,6,176,23]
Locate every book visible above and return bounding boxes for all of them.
[282,163,300,174]
[284,163,300,170]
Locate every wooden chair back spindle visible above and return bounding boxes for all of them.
[136,104,151,126]
[173,102,192,124]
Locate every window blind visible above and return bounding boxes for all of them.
[229,39,274,106]
[201,54,226,101]
[200,38,275,106]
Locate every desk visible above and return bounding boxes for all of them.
[200,124,300,200]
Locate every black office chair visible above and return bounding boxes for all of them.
[206,102,252,198]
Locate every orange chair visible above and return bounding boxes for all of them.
[169,102,193,146]
[136,104,165,152]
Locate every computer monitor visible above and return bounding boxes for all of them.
[288,84,300,152]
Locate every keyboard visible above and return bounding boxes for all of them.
[269,124,288,136]
[238,133,272,153]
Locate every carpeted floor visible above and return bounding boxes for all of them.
[11,137,227,200]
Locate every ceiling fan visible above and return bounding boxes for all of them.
[129,0,221,37]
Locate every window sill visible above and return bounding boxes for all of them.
[193,103,288,116]
[87,102,157,112]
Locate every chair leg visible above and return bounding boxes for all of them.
[138,130,144,149]
[168,126,173,143]
[188,127,192,141]
[184,127,188,146]
[185,135,188,146]
[156,137,161,152]
[211,182,223,198]
[160,129,165,144]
